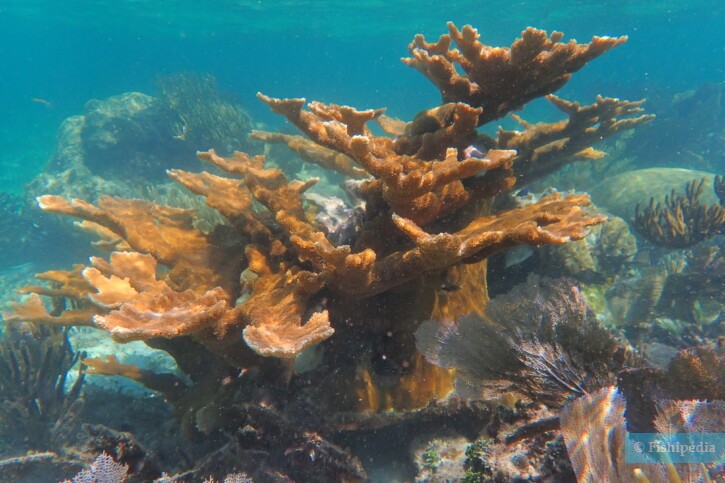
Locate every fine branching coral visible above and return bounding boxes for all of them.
[634,177,725,248]
[602,241,724,331]
[62,452,129,483]
[7,22,650,423]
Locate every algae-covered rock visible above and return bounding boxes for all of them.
[45,115,86,172]
[37,78,256,185]
[589,168,720,219]
[81,92,191,179]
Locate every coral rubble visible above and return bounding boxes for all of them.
[5,21,656,480]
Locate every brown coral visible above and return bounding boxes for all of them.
[250,130,369,179]
[489,95,655,186]
[403,23,627,125]
[8,21,651,416]
[257,93,516,225]
[288,193,605,298]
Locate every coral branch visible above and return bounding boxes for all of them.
[198,149,317,220]
[83,251,231,342]
[240,247,333,358]
[287,193,604,298]
[18,265,93,300]
[84,355,187,400]
[250,130,369,179]
[5,293,96,327]
[258,93,517,225]
[36,195,231,293]
[403,22,627,125]
[166,169,252,222]
[484,95,655,188]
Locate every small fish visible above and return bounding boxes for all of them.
[31,98,52,108]
[440,268,460,292]
[463,144,486,159]
[440,281,460,292]
[504,245,534,268]
[172,115,189,141]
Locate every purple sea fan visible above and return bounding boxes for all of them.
[416,275,633,407]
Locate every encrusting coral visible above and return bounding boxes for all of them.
[6,21,651,419]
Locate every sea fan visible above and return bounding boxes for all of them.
[416,275,632,406]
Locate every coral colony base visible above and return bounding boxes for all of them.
[6,21,720,482]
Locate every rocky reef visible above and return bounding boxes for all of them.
[2,22,681,481]
[28,73,255,203]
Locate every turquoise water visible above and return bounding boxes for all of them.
[0,1,723,481]
[1,1,722,192]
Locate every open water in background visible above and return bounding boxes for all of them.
[0,0,722,195]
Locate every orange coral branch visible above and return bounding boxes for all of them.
[74,221,131,252]
[198,149,317,220]
[18,265,93,300]
[79,251,231,342]
[459,95,654,199]
[285,193,604,298]
[4,293,96,327]
[240,246,333,358]
[258,94,516,225]
[84,355,187,400]
[35,195,237,296]
[166,169,251,222]
[173,150,335,358]
[250,130,369,179]
[492,95,655,186]
[403,22,627,125]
